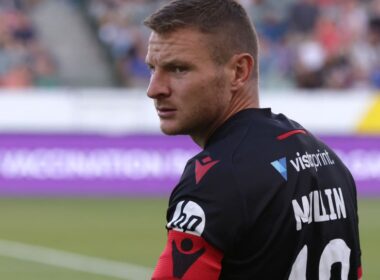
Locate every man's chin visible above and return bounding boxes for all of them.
[160,124,185,136]
[160,128,181,136]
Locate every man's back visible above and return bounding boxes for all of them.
[165,108,361,279]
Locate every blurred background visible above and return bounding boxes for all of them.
[0,0,378,279]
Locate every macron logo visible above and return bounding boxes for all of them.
[195,156,220,184]
[271,157,288,181]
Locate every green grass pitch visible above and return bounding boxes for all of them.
[0,198,378,279]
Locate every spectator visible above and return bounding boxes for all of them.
[0,1,58,88]
[293,36,326,88]
[350,16,380,88]
[86,0,380,90]
[289,0,319,34]
[87,0,159,87]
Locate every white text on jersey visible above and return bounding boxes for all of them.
[290,150,335,172]
[292,187,347,231]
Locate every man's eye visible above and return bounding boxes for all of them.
[172,66,187,73]
[175,67,184,73]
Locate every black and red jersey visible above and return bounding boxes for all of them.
[152,108,362,279]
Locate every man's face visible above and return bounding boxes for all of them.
[145,28,231,139]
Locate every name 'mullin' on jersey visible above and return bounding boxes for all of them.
[292,187,347,231]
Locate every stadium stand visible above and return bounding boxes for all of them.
[0,0,59,88]
[85,0,165,87]
[0,0,379,89]
[86,0,380,89]
[31,0,116,87]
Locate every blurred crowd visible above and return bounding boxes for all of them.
[0,0,58,88]
[0,0,380,90]
[88,0,380,90]
[249,0,380,89]
[87,0,164,88]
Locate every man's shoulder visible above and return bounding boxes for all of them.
[180,150,238,190]
[190,112,313,188]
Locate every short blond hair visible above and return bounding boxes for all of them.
[144,0,259,77]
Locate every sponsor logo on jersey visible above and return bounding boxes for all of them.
[271,157,288,180]
[271,150,335,180]
[290,150,335,172]
[292,187,347,231]
[167,200,206,236]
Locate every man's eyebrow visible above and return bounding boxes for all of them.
[146,58,192,69]
[162,59,194,68]
[145,54,194,68]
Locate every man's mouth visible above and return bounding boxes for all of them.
[156,107,177,118]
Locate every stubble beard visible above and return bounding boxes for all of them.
[160,72,228,139]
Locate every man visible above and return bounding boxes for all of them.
[144,0,362,279]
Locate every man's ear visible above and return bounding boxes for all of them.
[228,53,254,91]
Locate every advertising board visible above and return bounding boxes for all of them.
[0,134,378,197]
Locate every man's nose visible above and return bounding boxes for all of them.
[147,70,170,99]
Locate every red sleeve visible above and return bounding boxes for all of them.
[152,230,224,280]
